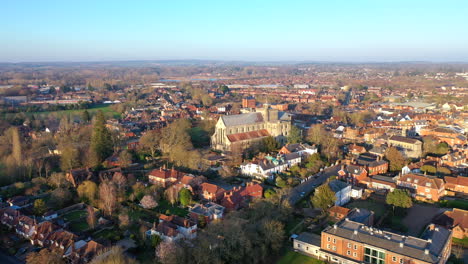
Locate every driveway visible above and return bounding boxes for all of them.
[402,204,448,236]
[288,165,341,205]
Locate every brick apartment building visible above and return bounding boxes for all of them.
[294,219,452,264]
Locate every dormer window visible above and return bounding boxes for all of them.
[414,179,418,184]
[407,178,411,182]
[426,183,431,187]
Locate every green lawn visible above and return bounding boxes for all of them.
[62,210,87,222]
[453,237,468,248]
[440,200,468,211]
[345,200,386,218]
[155,200,189,217]
[69,221,89,232]
[3,104,121,119]
[93,228,123,241]
[277,251,324,264]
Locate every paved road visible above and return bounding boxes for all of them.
[0,249,22,264]
[288,164,341,205]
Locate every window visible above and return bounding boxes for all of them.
[333,238,336,244]
[399,259,403,264]
[425,188,430,193]
[354,244,358,250]
[297,243,301,248]
[332,246,336,251]
[348,243,352,248]
[364,247,386,264]
[347,250,351,255]
[327,244,331,249]
[392,257,396,262]
[327,237,331,242]
[353,252,357,257]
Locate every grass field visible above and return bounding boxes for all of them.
[62,210,87,222]
[69,221,89,232]
[155,200,189,217]
[277,251,324,264]
[2,104,121,119]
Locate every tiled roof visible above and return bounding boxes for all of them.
[445,176,468,187]
[226,129,270,143]
[399,174,444,190]
[329,205,350,216]
[389,135,421,144]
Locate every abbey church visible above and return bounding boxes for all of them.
[211,105,292,152]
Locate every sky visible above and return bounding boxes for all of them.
[1,0,468,62]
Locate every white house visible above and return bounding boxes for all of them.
[240,153,301,179]
[328,180,351,206]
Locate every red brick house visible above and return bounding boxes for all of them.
[328,206,350,222]
[433,208,468,239]
[397,174,445,201]
[445,176,468,195]
[200,183,225,202]
[148,167,184,187]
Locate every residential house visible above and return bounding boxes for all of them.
[279,143,318,156]
[189,202,225,224]
[147,214,197,242]
[356,154,388,176]
[66,168,94,187]
[15,215,35,239]
[148,167,184,187]
[65,240,105,264]
[328,206,350,222]
[7,196,30,208]
[328,180,351,206]
[240,153,301,179]
[444,176,468,195]
[220,182,263,211]
[433,208,468,239]
[200,183,225,202]
[441,152,466,167]
[30,221,58,247]
[361,175,397,192]
[0,207,21,228]
[46,230,78,251]
[338,165,368,185]
[397,174,445,201]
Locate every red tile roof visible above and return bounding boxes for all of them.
[226,129,270,143]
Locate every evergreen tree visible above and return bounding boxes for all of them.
[287,125,302,144]
[89,111,113,168]
[81,110,91,123]
[311,183,336,211]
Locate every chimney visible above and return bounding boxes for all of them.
[399,242,404,248]
[333,224,337,229]
[354,230,358,235]
[424,249,429,255]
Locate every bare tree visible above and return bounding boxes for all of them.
[99,181,118,216]
[140,195,158,209]
[87,205,97,229]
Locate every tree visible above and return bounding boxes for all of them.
[49,188,72,209]
[307,124,325,145]
[140,194,158,209]
[179,188,192,207]
[87,205,97,230]
[275,176,286,188]
[60,145,79,171]
[220,85,229,94]
[77,180,98,204]
[287,126,302,144]
[90,246,137,264]
[118,150,132,167]
[34,199,47,216]
[89,110,114,168]
[384,147,406,171]
[81,110,91,123]
[311,184,336,211]
[164,187,178,205]
[139,130,161,159]
[151,234,162,248]
[155,241,179,264]
[420,165,437,174]
[437,167,451,176]
[260,220,285,252]
[26,248,64,264]
[118,209,130,228]
[435,142,450,155]
[386,189,413,211]
[264,188,276,199]
[99,181,118,216]
[262,136,279,153]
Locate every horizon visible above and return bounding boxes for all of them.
[2,0,468,62]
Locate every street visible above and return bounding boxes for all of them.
[0,249,22,264]
[288,164,341,205]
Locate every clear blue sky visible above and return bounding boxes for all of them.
[2,0,467,62]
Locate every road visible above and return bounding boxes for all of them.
[288,164,341,205]
[0,249,22,264]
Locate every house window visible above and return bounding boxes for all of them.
[327,237,331,242]
[353,252,357,257]
[399,259,403,264]
[354,244,358,250]
[297,243,301,248]
[425,188,430,193]
[392,257,396,262]
[348,243,352,248]
[332,246,336,251]
[333,238,336,244]
[327,244,331,249]
[347,250,351,255]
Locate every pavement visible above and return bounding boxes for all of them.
[0,249,23,264]
[288,164,341,205]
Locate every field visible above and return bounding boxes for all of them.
[154,200,189,217]
[2,104,121,119]
[62,210,87,222]
[68,221,89,232]
[277,251,324,264]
